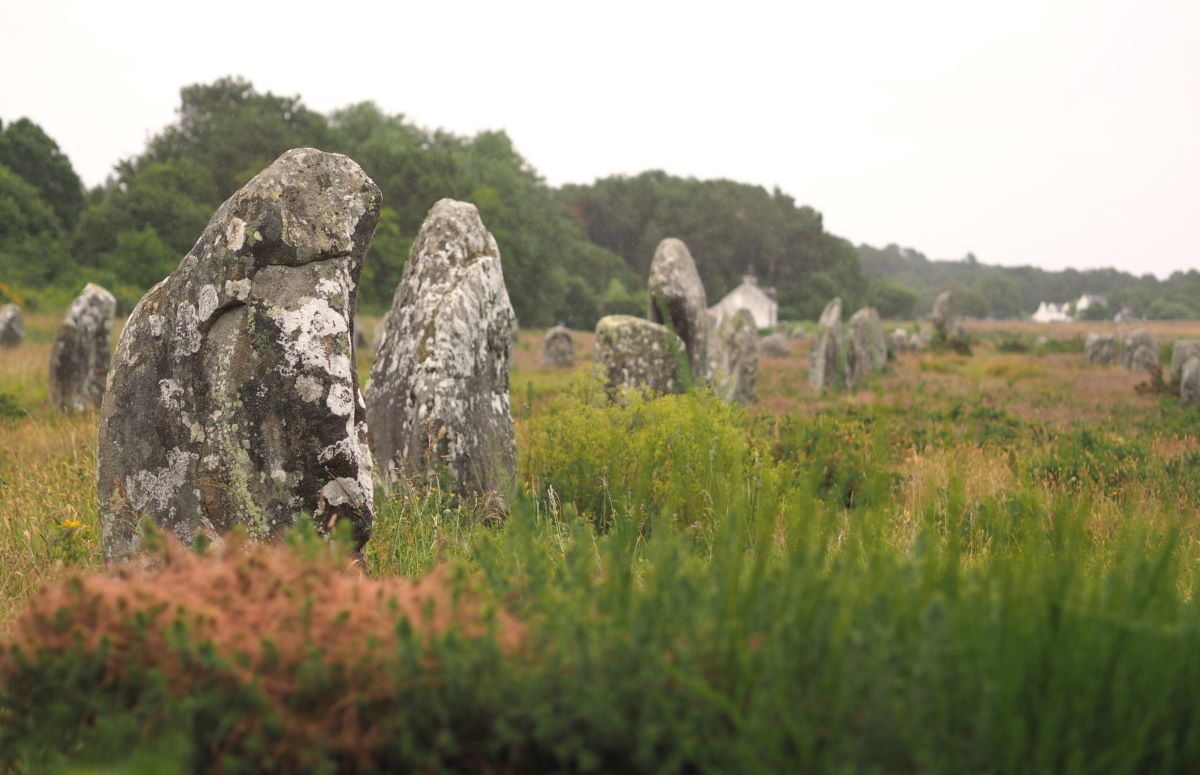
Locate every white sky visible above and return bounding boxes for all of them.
[3,0,1197,277]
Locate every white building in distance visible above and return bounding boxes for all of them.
[709,275,778,329]
[1031,293,1108,323]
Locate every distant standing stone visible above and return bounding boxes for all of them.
[1084,333,1116,365]
[98,148,380,562]
[890,328,909,354]
[846,307,887,387]
[367,199,517,504]
[1121,330,1158,370]
[648,238,708,382]
[809,297,843,391]
[1131,344,1160,375]
[759,332,791,357]
[1170,340,1200,384]
[49,283,116,412]
[709,308,757,405]
[593,314,680,395]
[931,291,956,338]
[1181,357,1200,405]
[0,304,23,347]
[543,324,576,368]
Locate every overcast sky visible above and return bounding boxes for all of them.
[3,0,1197,277]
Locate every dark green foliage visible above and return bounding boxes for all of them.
[866,276,919,318]
[0,117,84,230]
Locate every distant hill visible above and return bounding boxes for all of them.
[856,243,1200,320]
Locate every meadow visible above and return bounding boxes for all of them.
[3,314,1200,772]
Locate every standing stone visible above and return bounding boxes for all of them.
[709,308,757,405]
[1084,333,1116,365]
[809,297,843,391]
[593,314,680,395]
[1170,340,1200,384]
[1121,330,1158,370]
[846,307,888,388]
[367,199,516,504]
[543,324,575,368]
[1131,344,1160,375]
[49,283,116,412]
[97,149,380,562]
[648,238,708,381]
[0,304,23,347]
[931,291,956,339]
[890,328,909,355]
[759,332,792,357]
[1181,357,1200,405]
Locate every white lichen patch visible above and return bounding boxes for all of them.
[197,285,220,322]
[326,383,354,416]
[225,278,251,301]
[124,447,196,516]
[173,303,201,358]
[272,296,349,376]
[159,379,183,410]
[226,216,246,252]
[148,314,165,337]
[295,374,324,403]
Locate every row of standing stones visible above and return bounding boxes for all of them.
[1084,330,1200,404]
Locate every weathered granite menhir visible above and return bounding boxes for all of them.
[0,303,23,347]
[708,308,757,405]
[366,199,517,505]
[593,314,681,395]
[543,324,575,368]
[98,148,380,562]
[846,306,887,388]
[648,238,708,382]
[50,283,116,412]
[808,297,842,391]
[1084,333,1116,365]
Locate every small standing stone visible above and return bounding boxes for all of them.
[1170,340,1200,384]
[890,328,909,355]
[1084,333,1116,365]
[1131,344,1160,375]
[846,307,887,387]
[759,332,792,357]
[1181,357,1200,405]
[367,199,517,504]
[0,304,23,347]
[931,291,956,339]
[709,308,757,405]
[593,314,680,395]
[648,238,708,382]
[1121,330,1158,370]
[543,324,576,368]
[49,283,116,412]
[809,297,843,391]
[98,148,380,562]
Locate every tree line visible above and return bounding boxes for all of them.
[1,75,1195,325]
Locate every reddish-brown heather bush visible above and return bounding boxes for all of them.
[0,533,524,760]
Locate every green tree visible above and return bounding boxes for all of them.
[0,117,84,230]
[866,277,918,319]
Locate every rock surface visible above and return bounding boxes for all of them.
[931,291,956,338]
[49,283,116,412]
[1084,333,1116,365]
[1131,344,1160,375]
[890,328,909,355]
[367,199,517,504]
[542,325,575,368]
[1170,340,1200,384]
[1121,330,1158,370]
[0,304,23,347]
[809,297,843,391]
[709,309,757,405]
[1182,357,1200,405]
[593,314,680,395]
[97,148,380,562]
[647,238,708,381]
[846,307,887,387]
[759,332,792,357]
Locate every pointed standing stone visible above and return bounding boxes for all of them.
[809,297,843,391]
[931,291,956,339]
[97,149,380,562]
[367,199,517,504]
[0,304,23,347]
[50,283,116,412]
[648,238,708,382]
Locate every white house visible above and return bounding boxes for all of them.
[709,275,778,329]
[1031,293,1108,323]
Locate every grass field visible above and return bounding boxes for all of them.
[3,312,1200,771]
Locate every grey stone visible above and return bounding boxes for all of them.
[890,328,909,354]
[1131,344,1160,375]
[1182,357,1200,405]
[367,199,517,505]
[593,314,680,395]
[97,148,380,562]
[648,238,708,382]
[846,307,887,387]
[0,304,23,347]
[543,324,576,368]
[1084,333,1116,365]
[1121,330,1158,370]
[1170,340,1200,384]
[759,332,792,357]
[709,309,757,405]
[931,291,956,338]
[808,297,843,391]
[50,283,116,412]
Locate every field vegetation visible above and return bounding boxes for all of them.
[3,316,1200,771]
